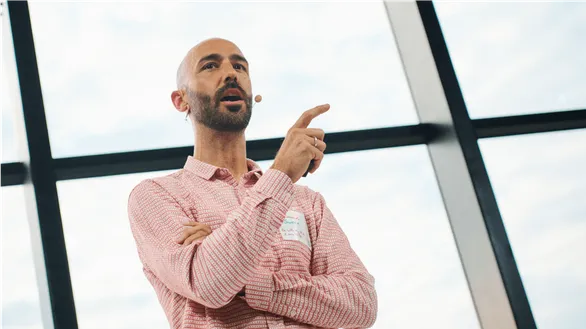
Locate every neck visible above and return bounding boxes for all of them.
[193,123,249,181]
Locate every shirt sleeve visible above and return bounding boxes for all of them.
[244,191,378,328]
[127,169,294,309]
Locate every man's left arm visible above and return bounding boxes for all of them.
[245,191,378,328]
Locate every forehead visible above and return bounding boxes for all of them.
[192,39,244,62]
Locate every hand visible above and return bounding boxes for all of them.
[176,222,212,246]
[270,104,329,183]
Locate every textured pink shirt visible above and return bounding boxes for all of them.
[127,156,377,329]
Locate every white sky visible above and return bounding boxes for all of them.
[2,1,585,329]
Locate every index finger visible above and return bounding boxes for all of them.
[183,222,211,232]
[292,104,330,129]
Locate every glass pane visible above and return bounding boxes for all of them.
[436,2,586,118]
[480,129,586,329]
[1,186,43,329]
[58,147,478,328]
[2,7,21,163]
[57,172,175,329]
[29,2,417,159]
[300,147,479,328]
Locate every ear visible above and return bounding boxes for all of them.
[171,90,189,113]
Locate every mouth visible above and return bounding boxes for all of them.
[220,88,245,109]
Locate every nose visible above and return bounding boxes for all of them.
[224,74,237,85]
[222,64,237,84]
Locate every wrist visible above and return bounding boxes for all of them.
[270,163,290,179]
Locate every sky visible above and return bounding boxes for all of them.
[2,1,586,329]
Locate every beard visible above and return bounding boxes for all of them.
[186,84,252,132]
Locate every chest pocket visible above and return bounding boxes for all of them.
[271,210,313,274]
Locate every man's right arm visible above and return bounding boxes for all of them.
[127,169,293,309]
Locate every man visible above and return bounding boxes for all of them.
[127,38,377,329]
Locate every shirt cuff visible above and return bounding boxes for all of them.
[253,169,294,207]
[244,268,275,311]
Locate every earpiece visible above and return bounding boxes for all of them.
[254,95,262,103]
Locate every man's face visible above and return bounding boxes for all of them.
[185,39,253,132]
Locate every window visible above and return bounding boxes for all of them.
[300,147,479,328]
[56,171,175,329]
[435,2,586,118]
[480,129,586,329]
[1,186,43,329]
[28,2,417,158]
[56,147,478,328]
[2,7,21,163]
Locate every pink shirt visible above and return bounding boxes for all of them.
[127,156,377,329]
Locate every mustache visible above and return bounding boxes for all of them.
[214,80,250,102]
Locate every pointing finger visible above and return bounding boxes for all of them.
[292,104,330,129]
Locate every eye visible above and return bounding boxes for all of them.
[202,62,218,70]
[233,63,247,71]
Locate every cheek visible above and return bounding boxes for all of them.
[194,81,216,96]
[240,76,252,94]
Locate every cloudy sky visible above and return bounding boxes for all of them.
[2,1,585,329]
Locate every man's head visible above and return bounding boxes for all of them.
[171,38,253,132]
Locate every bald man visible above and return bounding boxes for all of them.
[127,38,377,329]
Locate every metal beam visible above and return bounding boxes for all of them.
[1,162,27,186]
[7,2,78,328]
[0,124,432,185]
[54,125,433,180]
[3,109,585,186]
[51,123,433,181]
[474,109,586,139]
[384,1,537,329]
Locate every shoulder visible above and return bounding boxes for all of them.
[292,183,326,214]
[128,170,186,203]
[293,184,318,200]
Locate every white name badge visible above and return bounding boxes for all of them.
[280,210,312,249]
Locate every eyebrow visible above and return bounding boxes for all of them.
[197,53,249,66]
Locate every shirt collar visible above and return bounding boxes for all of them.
[183,156,263,181]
